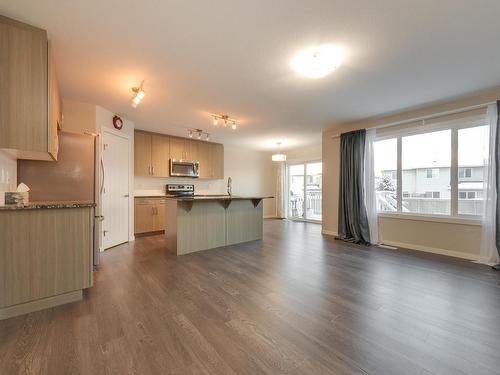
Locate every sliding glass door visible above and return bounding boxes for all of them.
[288,162,322,221]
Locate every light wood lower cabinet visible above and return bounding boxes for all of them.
[135,197,166,235]
[0,207,94,318]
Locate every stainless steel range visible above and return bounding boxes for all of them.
[165,184,194,197]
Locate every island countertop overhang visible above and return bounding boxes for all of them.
[163,195,273,201]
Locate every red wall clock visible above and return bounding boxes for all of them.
[113,115,123,130]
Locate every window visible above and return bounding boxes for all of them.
[458,125,488,215]
[425,168,439,178]
[459,168,472,178]
[402,130,450,215]
[374,120,489,218]
[459,191,478,199]
[374,138,398,212]
[424,191,440,198]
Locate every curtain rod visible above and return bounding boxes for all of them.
[330,101,496,139]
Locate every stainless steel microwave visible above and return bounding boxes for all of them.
[170,159,200,177]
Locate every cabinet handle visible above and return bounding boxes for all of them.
[152,166,155,175]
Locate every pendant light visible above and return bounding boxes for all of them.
[272,142,286,162]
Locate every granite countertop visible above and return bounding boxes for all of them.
[135,195,167,198]
[0,200,96,210]
[164,195,274,201]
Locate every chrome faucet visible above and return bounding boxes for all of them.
[227,177,232,196]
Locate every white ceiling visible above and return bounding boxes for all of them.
[2,0,500,151]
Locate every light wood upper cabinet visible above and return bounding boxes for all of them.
[210,143,224,179]
[134,130,224,179]
[169,137,186,160]
[134,131,170,177]
[198,142,211,178]
[48,43,61,160]
[151,134,170,177]
[0,15,60,161]
[185,139,199,161]
[134,131,152,176]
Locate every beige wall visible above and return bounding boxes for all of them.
[322,86,500,260]
[62,100,96,134]
[286,143,322,163]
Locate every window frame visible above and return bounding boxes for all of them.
[374,120,486,222]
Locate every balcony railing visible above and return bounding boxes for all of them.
[376,191,483,216]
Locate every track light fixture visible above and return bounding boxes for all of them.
[131,80,145,108]
[211,114,238,130]
[187,128,210,141]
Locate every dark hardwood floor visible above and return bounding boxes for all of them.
[1,220,500,375]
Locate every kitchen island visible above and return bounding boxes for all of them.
[165,196,272,255]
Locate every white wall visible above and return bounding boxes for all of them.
[134,144,276,217]
[0,151,17,200]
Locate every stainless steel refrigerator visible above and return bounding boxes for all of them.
[17,131,102,267]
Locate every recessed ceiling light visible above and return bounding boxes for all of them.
[291,45,343,79]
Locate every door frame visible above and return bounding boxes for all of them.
[286,159,322,223]
[99,127,133,251]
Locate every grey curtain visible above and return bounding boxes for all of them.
[337,129,371,244]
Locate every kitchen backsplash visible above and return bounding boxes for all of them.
[134,176,227,196]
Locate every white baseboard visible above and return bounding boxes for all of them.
[381,240,478,261]
[321,229,338,236]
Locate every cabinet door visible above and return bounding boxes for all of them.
[198,142,212,178]
[151,134,170,177]
[0,16,48,154]
[153,201,166,231]
[134,131,152,176]
[134,201,154,234]
[48,42,60,160]
[185,139,199,161]
[169,137,186,160]
[211,143,224,179]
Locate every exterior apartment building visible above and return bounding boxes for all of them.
[379,165,484,215]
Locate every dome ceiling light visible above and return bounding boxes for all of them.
[291,45,343,79]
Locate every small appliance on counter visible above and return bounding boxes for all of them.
[166,184,195,197]
[169,159,199,177]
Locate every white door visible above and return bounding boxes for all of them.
[102,131,130,249]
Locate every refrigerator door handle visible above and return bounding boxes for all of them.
[100,158,105,195]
